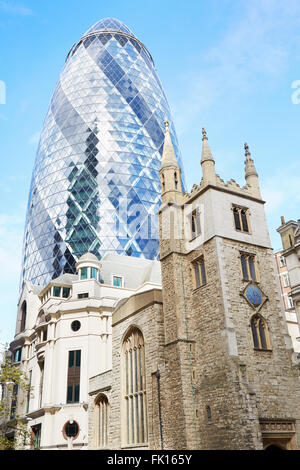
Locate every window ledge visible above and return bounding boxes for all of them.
[193,283,207,292]
[253,348,272,353]
[235,229,251,235]
[64,401,88,407]
[121,443,149,449]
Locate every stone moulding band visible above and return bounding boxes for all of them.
[259,419,295,434]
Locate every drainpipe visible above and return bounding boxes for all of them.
[154,370,164,449]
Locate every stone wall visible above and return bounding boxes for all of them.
[109,289,164,450]
[87,185,300,450]
[158,231,300,449]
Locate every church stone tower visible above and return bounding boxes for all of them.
[158,126,300,449]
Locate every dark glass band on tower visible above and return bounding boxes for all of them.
[21,18,185,287]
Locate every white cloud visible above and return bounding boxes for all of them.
[0,212,24,279]
[0,210,25,345]
[172,0,300,132]
[29,131,40,145]
[262,164,300,215]
[0,1,34,16]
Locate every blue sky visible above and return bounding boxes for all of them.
[0,0,300,346]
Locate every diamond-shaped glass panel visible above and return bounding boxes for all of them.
[20,18,186,288]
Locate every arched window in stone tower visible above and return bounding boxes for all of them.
[122,327,147,445]
[161,173,165,192]
[250,314,270,350]
[174,171,178,190]
[20,301,27,332]
[94,393,109,448]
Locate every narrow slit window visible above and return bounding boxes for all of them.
[248,257,257,282]
[195,263,201,287]
[193,258,207,289]
[67,350,81,403]
[191,209,201,239]
[20,301,27,332]
[241,255,249,280]
[251,318,259,348]
[161,173,165,192]
[241,209,249,232]
[91,267,98,279]
[206,405,212,422]
[233,207,241,230]
[174,171,178,190]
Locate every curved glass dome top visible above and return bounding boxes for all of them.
[85,17,135,37]
[21,18,186,287]
[67,17,154,65]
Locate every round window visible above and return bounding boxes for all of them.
[63,421,79,439]
[71,320,81,332]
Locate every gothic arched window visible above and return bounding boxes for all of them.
[174,171,178,190]
[161,173,165,192]
[251,315,270,350]
[20,301,27,332]
[206,405,212,422]
[94,394,109,448]
[122,327,147,445]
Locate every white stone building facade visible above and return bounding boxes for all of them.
[9,253,161,449]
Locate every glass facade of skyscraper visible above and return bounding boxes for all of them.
[21,18,185,287]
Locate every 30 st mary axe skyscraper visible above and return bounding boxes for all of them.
[21,18,185,287]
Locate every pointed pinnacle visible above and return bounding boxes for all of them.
[164,118,170,132]
[244,142,251,157]
[201,127,214,163]
[244,142,258,178]
[161,118,178,168]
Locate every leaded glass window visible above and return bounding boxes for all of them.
[250,315,270,350]
[233,207,241,231]
[241,254,258,282]
[233,206,250,233]
[122,328,147,445]
[241,255,249,280]
[94,394,109,448]
[193,258,207,289]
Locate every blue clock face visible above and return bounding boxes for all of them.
[245,285,263,306]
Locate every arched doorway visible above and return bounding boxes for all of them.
[265,444,285,451]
